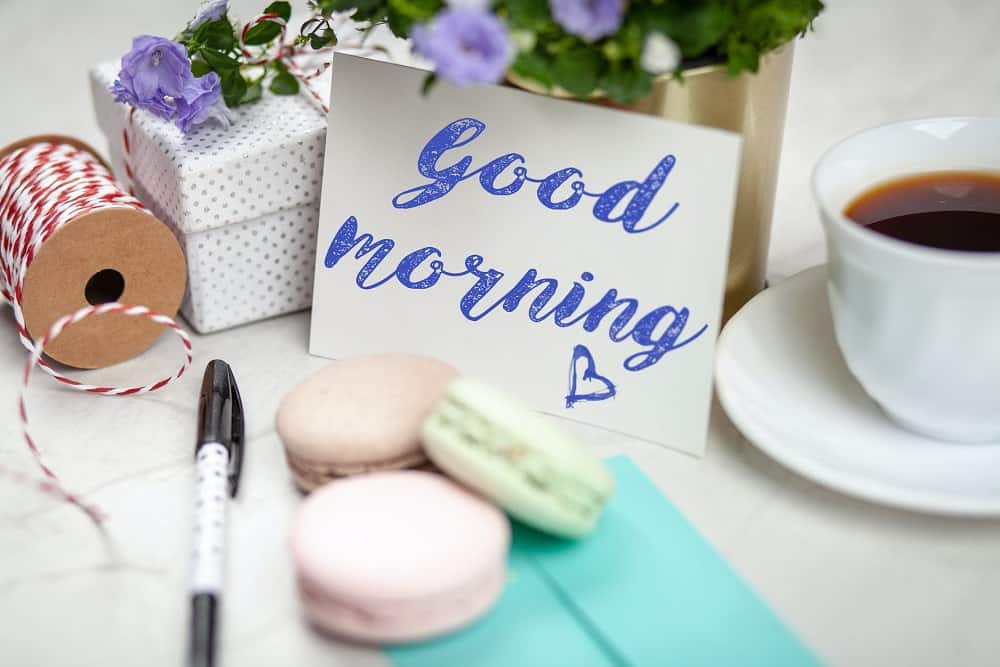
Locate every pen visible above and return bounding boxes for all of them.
[190,359,245,667]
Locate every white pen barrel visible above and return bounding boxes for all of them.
[192,442,229,595]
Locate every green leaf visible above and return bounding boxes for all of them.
[385,8,409,36]
[177,27,196,49]
[600,63,652,104]
[511,51,552,89]
[389,0,440,19]
[386,0,442,34]
[312,0,363,15]
[505,0,551,31]
[198,17,237,52]
[220,71,248,107]
[199,47,240,71]
[724,39,760,74]
[618,20,644,59]
[602,40,624,62]
[420,72,437,95]
[264,1,292,21]
[191,18,211,44]
[634,0,730,57]
[351,0,394,26]
[243,19,283,45]
[239,79,263,104]
[190,59,213,77]
[269,70,300,95]
[719,0,823,75]
[309,30,337,49]
[349,0,386,14]
[552,47,602,98]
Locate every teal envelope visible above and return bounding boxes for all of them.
[389,456,820,667]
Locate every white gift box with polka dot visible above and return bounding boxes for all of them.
[89,62,327,333]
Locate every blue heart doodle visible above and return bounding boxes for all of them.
[565,343,617,408]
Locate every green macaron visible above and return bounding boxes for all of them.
[421,378,614,539]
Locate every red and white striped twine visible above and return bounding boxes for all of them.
[239,12,332,114]
[121,107,138,196]
[0,140,193,524]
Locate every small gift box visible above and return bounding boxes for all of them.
[89,62,329,333]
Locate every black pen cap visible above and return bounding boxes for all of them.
[197,359,235,448]
[196,359,245,496]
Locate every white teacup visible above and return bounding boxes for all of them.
[813,117,1000,443]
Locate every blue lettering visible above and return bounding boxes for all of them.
[395,247,444,289]
[392,118,486,209]
[459,255,506,320]
[562,289,640,340]
[535,271,594,324]
[623,306,707,371]
[323,216,395,289]
[593,155,678,233]
[390,118,683,235]
[478,154,527,195]
[536,168,584,210]
[473,269,561,320]
[323,220,707,377]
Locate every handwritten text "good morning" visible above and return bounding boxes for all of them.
[391,117,679,234]
[322,118,706,376]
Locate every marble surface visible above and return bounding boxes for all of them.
[2,1,1000,665]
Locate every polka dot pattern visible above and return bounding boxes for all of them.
[89,63,329,333]
[139,183,319,332]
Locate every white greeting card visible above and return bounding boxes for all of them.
[311,54,741,454]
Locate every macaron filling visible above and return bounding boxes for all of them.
[428,395,608,519]
[284,448,429,490]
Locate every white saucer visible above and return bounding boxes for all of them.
[715,265,1000,516]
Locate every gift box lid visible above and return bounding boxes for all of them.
[89,62,329,235]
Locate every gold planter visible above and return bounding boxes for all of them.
[509,44,795,322]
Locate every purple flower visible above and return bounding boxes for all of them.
[412,8,514,86]
[188,0,230,30]
[111,79,174,117]
[111,34,231,133]
[175,72,232,133]
[549,0,624,42]
[111,35,191,119]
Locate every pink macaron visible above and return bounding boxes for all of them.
[276,353,458,491]
[290,470,510,644]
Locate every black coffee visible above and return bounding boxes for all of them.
[844,171,1000,252]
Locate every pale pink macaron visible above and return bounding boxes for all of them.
[291,470,510,644]
[276,353,458,490]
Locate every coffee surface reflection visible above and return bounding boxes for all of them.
[845,171,1000,252]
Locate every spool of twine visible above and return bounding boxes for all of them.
[0,135,192,523]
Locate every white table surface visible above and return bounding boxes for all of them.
[2,1,1000,665]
